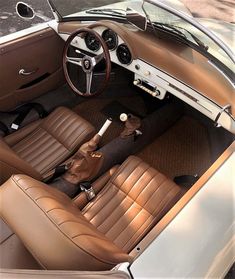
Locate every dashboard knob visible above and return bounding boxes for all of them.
[133,79,141,85]
[144,70,151,76]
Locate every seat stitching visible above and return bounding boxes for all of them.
[12,127,45,151]
[151,186,181,217]
[122,213,155,252]
[86,186,119,223]
[44,110,70,132]
[16,133,51,163]
[139,175,167,211]
[143,179,173,214]
[13,129,48,155]
[111,181,154,216]
[107,203,146,241]
[123,191,182,252]
[35,195,60,202]
[11,176,121,265]
[56,117,82,139]
[82,182,117,214]
[39,150,69,174]
[46,207,73,214]
[109,158,143,184]
[82,159,144,214]
[129,172,159,204]
[57,219,88,226]
[42,114,73,148]
[122,165,151,196]
[67,126,94,151]
[22,137,60,165]
[30,143,65,169]
[95,194,127,229]
[114,208,153,248]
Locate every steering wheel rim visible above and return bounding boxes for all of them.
[63,27,111,97]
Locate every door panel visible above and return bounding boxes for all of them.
[0,27,65,111]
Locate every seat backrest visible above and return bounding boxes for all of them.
[0,138,42,184]
[110,156,182,220]
[0,174,131,270]
[82,156,183,253]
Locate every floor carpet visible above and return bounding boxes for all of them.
[137,115,212,179]
[73,96,147,146]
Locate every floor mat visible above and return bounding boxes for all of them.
[101,100,144,121]
[73,96,147,146]
[137,116,212,179]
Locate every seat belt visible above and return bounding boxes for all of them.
[11,103,48,131]
[0,121,9,136]
[0,103,48,132]
[46,165,68,184]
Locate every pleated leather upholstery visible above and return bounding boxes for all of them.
[0,175,130,270]
[82,156,182,252]
[12,107,95,176]
[0,156,182,270]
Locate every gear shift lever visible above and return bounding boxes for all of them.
[119,113,142,138]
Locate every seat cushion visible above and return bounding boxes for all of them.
[0,175,131,270]
[82,156,183,252]
[0,138,42,185]
[12,107,95,177]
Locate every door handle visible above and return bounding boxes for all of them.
[19,68,38,76]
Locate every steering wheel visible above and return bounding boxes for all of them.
[63,27,111,97]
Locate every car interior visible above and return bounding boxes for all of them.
[0,5,234,272]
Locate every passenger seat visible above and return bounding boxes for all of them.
[0,156,183,270]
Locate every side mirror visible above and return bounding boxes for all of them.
[16,2,35,20]
[126,7,147,31]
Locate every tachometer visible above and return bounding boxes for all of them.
[116,44,132,65]
[102,29,118,50]
[84,33,101,52]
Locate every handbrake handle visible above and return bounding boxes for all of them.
[98,117,112,137]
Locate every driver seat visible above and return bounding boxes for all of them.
[0,106,95,184]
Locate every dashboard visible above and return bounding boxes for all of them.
[56,20,235,134]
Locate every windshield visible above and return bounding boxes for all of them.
[49,0,234,75]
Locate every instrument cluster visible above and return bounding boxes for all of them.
[84,28,132,65]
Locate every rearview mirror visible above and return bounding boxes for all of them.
[126,7,147,31]
[16,2,35,20]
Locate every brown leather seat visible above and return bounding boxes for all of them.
[0,107,95,184]
[0,156,182,271]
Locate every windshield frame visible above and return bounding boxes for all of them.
[46,0,234,81]
[145,0,234,64]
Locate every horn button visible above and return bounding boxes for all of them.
[82,56,95,72]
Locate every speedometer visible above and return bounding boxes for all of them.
[102,29,118,50]
[84,33,101,52]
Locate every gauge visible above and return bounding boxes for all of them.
[116,44,132,64]
[102,29,118,50]
[84,33,101,52]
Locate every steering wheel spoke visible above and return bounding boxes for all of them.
[86,72,93,94]
[66,56,82,67]
[94,53,104,65]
